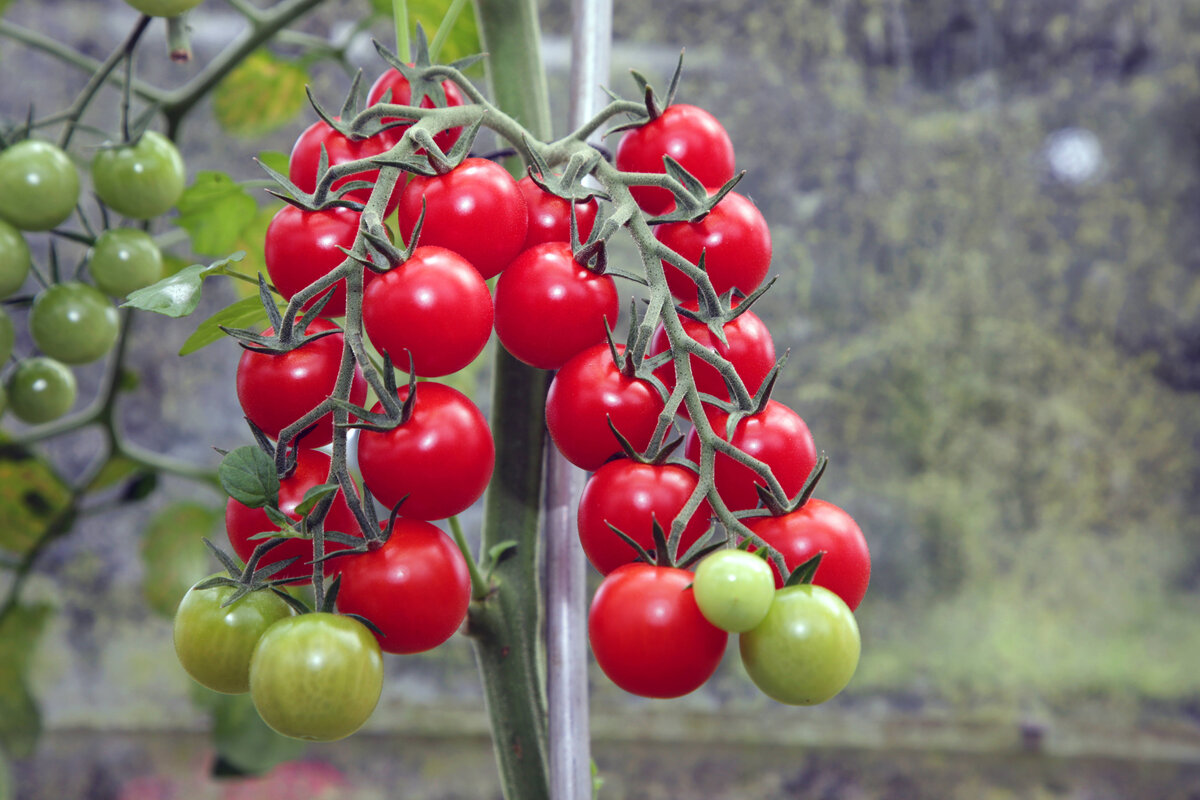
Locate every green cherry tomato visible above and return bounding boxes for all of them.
[90,228,164,297]
[0,219,31,298]
[693,549,777,633]
[739,584,861,706]
[0,140,80,232]
[0,308,14,364]
[5,357,77,424]
[249,613,383,742]
[91,132,186,220]
[174,577,295,695]
[124,0,205,15]
[30,282,120,364]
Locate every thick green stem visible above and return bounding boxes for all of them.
[468,2,554,797]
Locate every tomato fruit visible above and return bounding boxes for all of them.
[91,131,185,220]
[577,459,711,575]
[516,176,598,249]
[692,549,775,633]
[235,317,367,448]
[588,563,727,698]
[745,499,871,610]
[544,343,665,470]
[335,518,470,654]
[89,228,164,297]
[0,308,13,365]
[124,0,205,16]
[173,578,294,694]
[684,400,817,512]
[5,357,76,424]
[739,583,860,705]
[0,139,80,231]
[614,104,735,216]
[0,219,31,298]
[396,157,527,280]
[654,191,772,302]
[367,68,467,153]
[362,245,493,377]
[225,449,363,582]
[288,119,398,212]
[493,242,619,370]
[264,204,367,318]
[249,612,383,741]
[648,299,775,413]
[356,381,494,520]
[30,282,119,364]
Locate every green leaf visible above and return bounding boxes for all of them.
[214,50,310,138]
[204,690,305,775]
[179,294,279,356]
[371,0,481,65]
[229,203,282,300]
[141,502,222,619]
[219,446,279,510]
[256,150,290,176]
[294,483,339,518]
[0,604,52,758]
[121,254,246,318]
[176,171,259,256]
[0,438,71,557]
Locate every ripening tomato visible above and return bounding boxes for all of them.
[589,563,727,698]
[288,119,399,212]
[367,68,467,153]
[516,176,598,249]
[654,190,772,302]
[692,549,776,633]
[264,204,369,318]
[91,131,185,220]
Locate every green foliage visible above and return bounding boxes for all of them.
[180,294,280,356]
[0,437,72,558]
[214,50,310,138]
[175,171,258,256]
[141,502,222,618]
[122,254,246,318]
[371,0,482,63]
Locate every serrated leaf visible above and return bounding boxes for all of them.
[0,438,71,557]
[121,254,245,318]
[294,483,339,518]
[219,446,280,509]
[207,690,305,775]
[213,50,309,138]
[141,502,221,618]
[176,171,259,256]
[256,150,290,175]
[179,294,280,356]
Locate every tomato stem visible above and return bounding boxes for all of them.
[448,515,489,601]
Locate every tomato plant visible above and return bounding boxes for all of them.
[0,219,31,298]
[29,282,120,365]
[249,612,384,741]
[654,190,772,302]
[367,67,467,153]
[692,549,775,633]
[288,119,399,211]
[516,175,598,249]
[88,228,165,297]
[264,204,367,318]
[4,357,76,424]
[91,131,186,220]
[0,139,80,232]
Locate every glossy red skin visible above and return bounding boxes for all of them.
[577,460,712,575]
[746,499,871,610]
[516,176,598,249]
[654,191,772,302]
[367,68,466,153]
[588,563,727,698]
[335,518,471,654]
[544,344,665,470]
[493,242,619,369]
[288,119,399,213]
[362,245,493,377]
[264,205,371,318]
[236,318,367,449]
[397,158,527,280]
[356,381,494,520]
[684,400,818,512]
[225,450,363,582]
[648,300,776,413]
[614,104,736,216]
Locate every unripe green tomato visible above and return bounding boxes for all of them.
[6,357,77,424]
[0,219,31,298]
[123,0,205,16]
[91,132,186,220]
[90,228,164,297]
[693,549,777,633]
[0,307,13,364]
[174,577,295,695]
[739,583,861,706]
[0,140,80,231]
[30,282,120,364]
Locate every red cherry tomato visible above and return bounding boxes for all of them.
[614,104,735,216]
[356,381,494,520]
[397,158,527,280]
[746,498,870,610]
[236,317,367,448]
[684,400,817,512]
[264,205,372,318]
[588,563,727,698]
[335,518,471,654]
[362,245,493,377]
[288,119,399,213]
[577,459,711,575]
[225,449,364,582]
[654,191,772,302]
[367,68,467,153]
[493,242,619,370]
[516,176,598,249]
